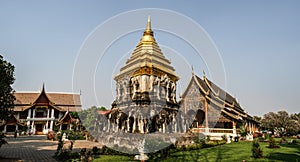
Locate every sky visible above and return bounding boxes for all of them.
[0,0,299,116]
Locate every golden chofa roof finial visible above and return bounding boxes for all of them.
[141,16,155,43]
[146,15,151,31]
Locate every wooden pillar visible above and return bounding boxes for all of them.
[27,109,32,119]
[31,121,35,134]
[204,99,209,134]
[32,109,36,118]
[184,98,186,114]
[205,100,208,128]
[232,121,236,135]
[51,109,55,118]
[47,109,50,118]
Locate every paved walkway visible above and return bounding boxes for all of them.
[0,135,57,162]
[0,135,102,162]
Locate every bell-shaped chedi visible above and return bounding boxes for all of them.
[113,16,179,106]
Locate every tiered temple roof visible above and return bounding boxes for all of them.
[182,73,255,123]
[13,85,82,112]
[114,16,179,82]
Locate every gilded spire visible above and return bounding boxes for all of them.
[142,16,154,40]
[146,16,151,32]
[114,17,179,81]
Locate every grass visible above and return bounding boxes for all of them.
[93,139,300,162]
[93,155,133,162]
[159,141,300,162]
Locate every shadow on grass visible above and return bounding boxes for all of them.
[267,144,300,161]
[267,152,300,161]
[160,145,225,162]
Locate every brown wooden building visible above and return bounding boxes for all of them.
[1,85,82,134]
[181,72,259,139]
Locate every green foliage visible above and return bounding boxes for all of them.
[0,132,8,148]
[252,139,263,158]
[261,110,300,136]
[92,146,99,155]
[264,133,270,140]
[206,135,211,142]
[63,130,86,140]
[0,55,15,121]
[279,136,287,144]
[239,123,249,137]
[100,145,130,156]
[70,112,79,119]
[0,55,15,149]
[79,148,93,162]
[55,132,77,161]
[99,106,107,111]
[189,133,205,144]
[221,134,227,141]
[291,139,297,144]
[268,137,280,148]
[93,140,300,161]
[78,106,105,131]
[21,125,29,133]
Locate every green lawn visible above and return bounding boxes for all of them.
[93,140,300,162]
[93,155,133,162]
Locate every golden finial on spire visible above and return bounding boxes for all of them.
[141,15,155,42]
[146,15,151,31]
[143,15,153,36]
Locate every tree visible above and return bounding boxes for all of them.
[70,112,79,119]
[239,124,249,138]
[261,112,278,134]
[0,55,15,148]
[252,139,263,158]
[253,115,262,123]
[78,106,103,131]
[0,55,15,121]
[261,110,300,136]
[289,113,300,134]
[99,106,107,111]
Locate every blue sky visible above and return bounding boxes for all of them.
[1,1,299,116]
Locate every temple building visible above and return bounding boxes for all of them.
[93,17,259,138]
[102,16,180,134]
[1,85,82,135]
[181,72,259,138]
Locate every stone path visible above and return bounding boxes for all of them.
[0,135,102,162]
[0,135,57,162]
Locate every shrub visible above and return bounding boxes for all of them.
[279,137,287,144]
[268,137,280,148]
[54,133,75,161]
[290,139,297,144]
[80,148,93,162]
[92,146,99,155]
[258,137,265,142]
[0,132,7,148]
[206,135,211,142]
[221,134,227,141]
[252,139,263,158]
[264,133,270,140]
